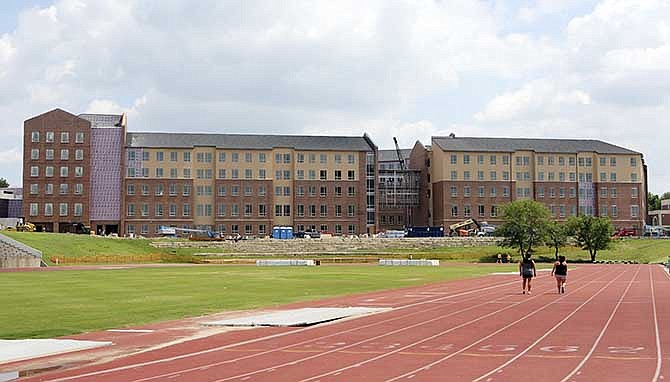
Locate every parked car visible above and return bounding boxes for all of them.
[295,230,321,239]
[613,227,637,237]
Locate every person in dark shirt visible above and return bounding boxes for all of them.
[519,255,537,294]
[551,255,568,294]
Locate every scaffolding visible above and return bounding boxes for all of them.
[377,169,421,209]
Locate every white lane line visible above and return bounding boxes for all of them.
[44,276,521,382]
[556,266,641,382]
[651,267,662,382]
[107,329,155,333]
[293,269,607,382]
[383,267,623,382]
[209,277,557,382]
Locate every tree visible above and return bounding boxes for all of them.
[567,215,614,262]
[497,200,551,260]
[0,177,8,188]
[662,192,670,201]
[546,221,568,260]
[648,192,661,211]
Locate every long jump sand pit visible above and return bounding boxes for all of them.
[0,339,111,364]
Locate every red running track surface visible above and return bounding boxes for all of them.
[15,264,669,382]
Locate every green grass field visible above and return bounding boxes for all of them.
[0,264,518,339]
[4,231,670,265]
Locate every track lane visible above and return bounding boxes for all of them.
[256,267,612,382]
[21,270,531,382]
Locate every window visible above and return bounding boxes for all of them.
[75,149,83,160]
[259,186,266,197]
[183,184,191,196]
[537,156,544,165]
[231,169,239,179]
[630,157,637,167]
[464,186,471,197]
[320,153,327,164]
[30,166,39,177]
[348,186,355,197]
[127,184,135,195]
[348,170,355,181]
[44,203,53,216]
[491,206,498,217]
[308,204,316,217]
[464,205,471,218]
[320,204,327,217]
[478,205,485,217]
[30,184,38,195]
[631,187,638,198]
[477,171,484,181]
[31,131,40,143]
[60,166,68,177]
[477,155,484,165]
[451,186,458,197]
[631,205,639,218]
[31,149,39,160]
[631,173,638,182]
[451,205,458,217]
[259,204,266,217]
[335,154,342,164]
[59,203,68,216]
[127,204,136,216]
[59,183,68,195]
[46,149,54,160]
[450,154,457,165]
[464,171,471,181]
[348,205,355,217]
[335,186,342,197]
[320,186,327,197]
[503,187,509,197]
[490,155,496,165]
[46,131,55,142]
[335,205,342,217]
[73,132,84,143]
[61,132,69,143]
[463,154,470,164]
[610,157,616,167]
[348,154,355,164]
[610,172,617,182]
[478,186,485,197]
[611,205,618,217]
[75,183,83,195]
[155,168,163,178]
[245,152,252,163]
[558,157,565,166]
[490,187,497,197]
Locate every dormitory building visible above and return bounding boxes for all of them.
[22,109,647,236]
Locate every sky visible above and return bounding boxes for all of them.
[0,0,669,194]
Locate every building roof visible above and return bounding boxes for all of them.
[378,149,411,162]
[78,114,124,128]
[432,136,640,155]
[126,132,376,151]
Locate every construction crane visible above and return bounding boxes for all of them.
[393,137,406,171]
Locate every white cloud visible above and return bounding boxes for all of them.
[0,0,669,193]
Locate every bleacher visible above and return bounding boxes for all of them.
[0,233,44,268]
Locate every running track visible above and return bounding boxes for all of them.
[17,264,669,382]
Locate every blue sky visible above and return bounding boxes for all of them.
[1,0,669,195]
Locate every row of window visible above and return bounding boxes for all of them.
[449,203,639,219]
[125,203,357,218]
[29,183,84,195]
[447,170,637,183]
[30,148,84,161]
[29,202,83,217]
[125,167,358,181]
[450,185,510,198]
[125,184,358,198]
[126,223,358,236]
[29,166,84,177]
[380,215,405,225]
[127,150,357,165]
[448,153,639,168]
[31,131,85,144]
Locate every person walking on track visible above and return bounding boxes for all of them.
[551,255,568,294]
[519,255,537,294]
